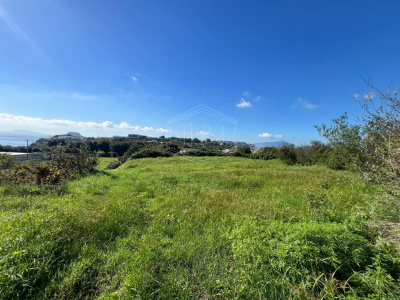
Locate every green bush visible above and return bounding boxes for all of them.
[295,141,327,166]
[180,149,220,157]
[105,160,122,170]
[278,143,297,165]
[0,145,98,189]
[131,149,172,159]
[233,145,252,157]
[323,146,347,170]
[250,146,278,160]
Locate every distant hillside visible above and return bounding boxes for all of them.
[252,140,286,149]
[0,130,51,138]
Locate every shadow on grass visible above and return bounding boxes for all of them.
[91,169,118,179]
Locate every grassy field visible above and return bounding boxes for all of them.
[1,156,399,299]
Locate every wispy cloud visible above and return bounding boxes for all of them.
[0,4,47,60]
[195,131,215,138]
[71,93,98,101]
[352,94,359,99]
[0,113,169,133]
[131,76,138,83]
[236,98,252,108]
[241,92,263,103]
[258,132,283,139]
[291,98,318,110]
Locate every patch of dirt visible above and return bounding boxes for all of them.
[375,221,400,248]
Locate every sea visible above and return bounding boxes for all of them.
[0,136,39,147]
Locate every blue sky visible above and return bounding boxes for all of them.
[0,0,399,144]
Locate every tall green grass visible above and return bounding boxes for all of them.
[0,157,399,299]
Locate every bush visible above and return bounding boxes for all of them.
[105,160,122,170]
[249,146,278,160]
[0,145,98,188]
[295,141,327,166]
[0,153,17,170]
[0,154,17,183]
[131,149,172,159]
[233,145,252,157]
[278,143,297,165]
[295,145,313,166]
[316,113,365,170]
[180,149,220,157]
[322,146,347,170]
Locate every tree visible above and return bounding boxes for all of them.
[315,113,365,170]
[317,76,400,214]
[354,76,400,187]
[234,145,251,157]
[278,143,297,165]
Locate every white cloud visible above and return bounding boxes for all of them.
[196,131,215,138]
[0,113,170,132]
[236,98,252,108]
[71,93,97,101]
[258,132,283,139]
[255,96,261,102]
[118,122,132,129]
[131,76,138,83]
[304,102,318,109]
[292,98,318,110]
[243,91,251,96]
[352,94,359,99]
[155,128,170,133]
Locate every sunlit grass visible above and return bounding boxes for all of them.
[0,157,399,299]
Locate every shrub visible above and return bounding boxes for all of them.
[249,146,278,160]
[0,154,17,183]
[0,153,17,170]
[295,144,313,166]
[105,160,122,170]
[316,113,366,171]
[278,143,297,165]
[295,141,327,166]
[131,149,172,159]
[233,145,252,157]
[322,146,347,170]
[0,145,98,188]
[180,149,220,157]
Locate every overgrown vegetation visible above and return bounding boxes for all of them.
[1,80,399,299]
[0,145,98,190]
[0,156,399,299]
